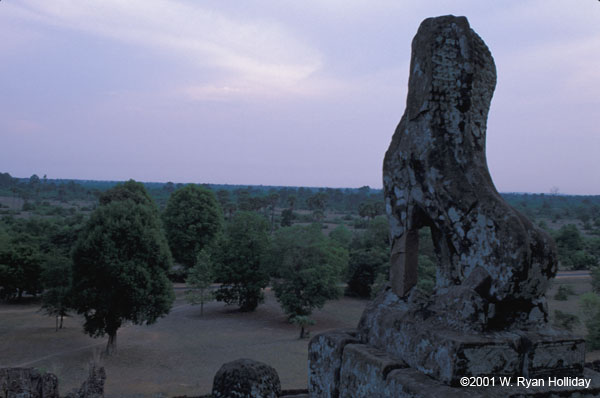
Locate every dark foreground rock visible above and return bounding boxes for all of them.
[0,365,104,398]
[0,367,59,398]
[212,359,281,398]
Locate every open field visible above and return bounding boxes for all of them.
[1,276,598,397]
[0,289,367,398]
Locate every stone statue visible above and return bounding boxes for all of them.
[308,15,598,397]
[382,14,557,331]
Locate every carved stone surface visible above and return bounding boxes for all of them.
[308,329,359,398]
[338,344,406,398]
[358,287,585,385]
[0,368,59,398]
[212,358,281,398]
[382,14,557,329]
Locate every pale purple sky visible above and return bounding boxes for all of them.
[1,1,599,194]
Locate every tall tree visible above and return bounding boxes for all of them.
[163,184,223,269]
[71,180,174,354]
[307,192,328,221]
[267,192,279,232]
[270,224,347,338]
[214,212,270,312]
[40,253,72,330]
[185,250,215,317]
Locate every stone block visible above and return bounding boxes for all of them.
[0,368,59,398]
[359,288,585,385]
[338,344,406,398]
[308,329,359,398]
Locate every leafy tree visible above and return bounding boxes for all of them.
[580,292,600,349]
[307,192,327,221]
[224,202,237,220]
[0,239,43,300]
[551,224,596,270]
[185,250,214,316]
[214,212,270,312]
[163,184,223,269]
[358,201,384,220]
[216,189,230,209]
[29,174,40,186]
[0,172,13,187]
[345,216,390,297]
[346,248,388,298]
[287,195,296,210]
[71,181,174,354]
[554,285,575,301]
[267,192,280,232]
[290,315,315,339]
[329,225,352,249]
[40,253,72,330]
[163,181,176,193]
[570,251,598,270]
[270,224,347,337]
[99,179,153,206]
[280,208,294,227]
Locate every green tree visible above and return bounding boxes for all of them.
[214,212,270,312]
[71,181,174,354]
[163,184,223,269]
[358,201,384,220]
[0,239,43,300]
[99,179,153,206]
[40,253,72,330]
[554,285,575,301]
[345,248,388,298]
[185,250,214,316]
[307,192,327,221]
[268,193,280,232]
[345,216,390,298]
[329,225,352,249]
[580,292,600,349]
[270,224,347,337]
[280,208,294,227]
[555,224,583,251]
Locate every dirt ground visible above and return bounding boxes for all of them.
[2,277,597,398]
[0,290,367,398]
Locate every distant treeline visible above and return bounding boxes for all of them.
[2,172,600,220]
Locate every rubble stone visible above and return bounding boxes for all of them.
[0,368,59,398]
[212,358,281,398]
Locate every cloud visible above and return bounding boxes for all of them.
[5,0,322,96]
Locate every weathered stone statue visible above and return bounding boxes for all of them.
[308,15,600,397]
[383,14,556,330]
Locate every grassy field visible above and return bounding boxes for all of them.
[1,276,597,398]
[0,289,367,398]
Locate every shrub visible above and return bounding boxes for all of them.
[554,285,575,301]
[553,310,578,331]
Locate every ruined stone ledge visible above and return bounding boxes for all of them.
[339,344,407,397]
[359,290,585,385]
[331,343,600,398]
